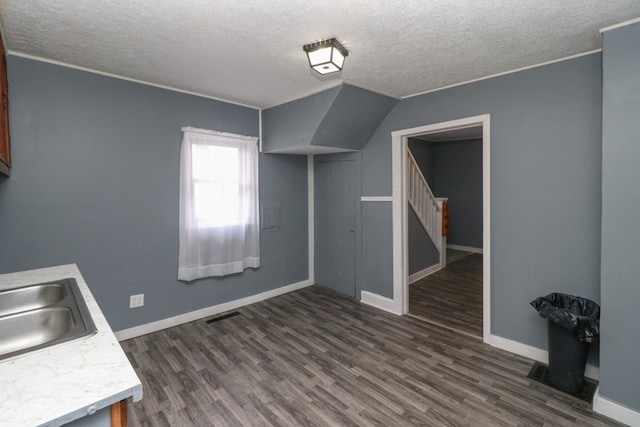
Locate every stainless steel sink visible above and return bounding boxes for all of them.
[0,278,97,361]
[0,283,66,317]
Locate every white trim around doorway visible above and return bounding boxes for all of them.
[391,114,491,343]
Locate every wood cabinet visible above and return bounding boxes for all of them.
[0,32,10,176]
[111,400,128,427]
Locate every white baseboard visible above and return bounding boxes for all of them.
[360,291,402,315]
[409,264,441,284]
[115,279,313,341]
[447,244,483,254]
[487,334,599,380]
[487,333,548,362]
[593,389,640,427]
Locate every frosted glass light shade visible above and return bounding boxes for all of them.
[303,38,348,75]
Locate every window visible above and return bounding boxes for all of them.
[178,127,260,281]
[192,144,242,227]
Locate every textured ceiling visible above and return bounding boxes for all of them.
[0,1,639,109]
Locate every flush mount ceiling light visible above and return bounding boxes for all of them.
[303,38,349,75]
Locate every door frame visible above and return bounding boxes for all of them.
[391,114,491,343]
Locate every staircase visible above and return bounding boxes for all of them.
[407,148,449,267]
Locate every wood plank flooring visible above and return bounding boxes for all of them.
[410,254,483,338]
[121,285,620,427]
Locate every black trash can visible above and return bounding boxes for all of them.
[530,293,600,395]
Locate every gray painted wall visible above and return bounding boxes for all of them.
[409,138,483,249]
[431,139,483,248]
[408,138,434,183]
[407,140,439,275]
[600,23,640,411]
[0,56,309,332]
[408,207,438,275]
[262,84,397,153]
[361,202,393,297]
[262,86,339,152]
[361,53,603,351]
[310,85,398,151]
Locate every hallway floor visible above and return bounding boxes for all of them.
[409,253,483,338]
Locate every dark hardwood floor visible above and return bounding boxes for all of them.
[410,254,483,338]
[121,285,620,426]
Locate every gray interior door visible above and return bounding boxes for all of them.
[315,158,356,297]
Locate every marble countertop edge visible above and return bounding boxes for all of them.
[0,263,143,427]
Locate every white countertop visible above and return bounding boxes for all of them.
[0,264,142,427]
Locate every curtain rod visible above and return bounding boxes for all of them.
[181,126,259,143]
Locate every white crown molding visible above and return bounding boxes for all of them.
[9,47,607,112]
[264,79,401,110]
[7,51,260,110]
[114,279,312,341]
[599,16,640,34]
[403,49,602,100]
[342,79,401,100]
[263,81,344,110]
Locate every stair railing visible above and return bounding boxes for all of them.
[407,148,443,253]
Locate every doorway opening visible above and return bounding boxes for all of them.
[407,127,483,338]
[391,114,491,343]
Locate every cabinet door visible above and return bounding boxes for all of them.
[0,32,10,176]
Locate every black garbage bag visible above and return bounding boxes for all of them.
[530,293,600,343]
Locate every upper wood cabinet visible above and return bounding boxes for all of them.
[0,33,10,176]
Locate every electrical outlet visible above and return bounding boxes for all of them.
[129,294,144,308]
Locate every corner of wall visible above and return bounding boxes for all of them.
[115,279,313,341]
[593,390,640,426]
[360,290,402,315]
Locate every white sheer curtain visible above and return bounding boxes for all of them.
[178,127,260,281]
